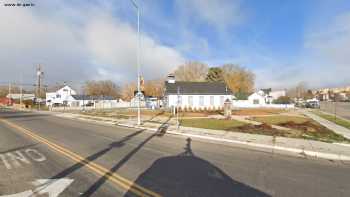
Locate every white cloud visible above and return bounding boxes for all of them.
[0,1,185,86]
[85,15,185,81]
[176,0,244,30]
[244,12,350,90]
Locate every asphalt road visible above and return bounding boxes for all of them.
[321,101,350,120]
[0,108,350,197]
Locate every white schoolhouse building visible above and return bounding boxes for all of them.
[164,75,234,110]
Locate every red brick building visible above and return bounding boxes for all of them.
[0,97,13,105]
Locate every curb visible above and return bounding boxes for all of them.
[117,123,350,161]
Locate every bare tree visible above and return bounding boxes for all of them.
[144,79,165,98]
[84,80,120,98]
[287,81,307,99]
[222,64,255,93]
[174,61,209,81]
[0,85,20,97]
[121,82,137,101]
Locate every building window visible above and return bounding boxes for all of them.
[188,96,193,106]
[210,96,214,106]
[178,95,182,105]
[199,96,204,106]
[220,96,224,105]
[253,99,259,104]
[56,94,61,98]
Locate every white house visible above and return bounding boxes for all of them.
[164,75,233,110]
[233,89,293,108]
[46,85,77,106]
[247,91,267,105]
[247,90,286,105]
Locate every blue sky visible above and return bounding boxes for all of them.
[0,0,350,89]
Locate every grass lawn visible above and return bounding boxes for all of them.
[250,115,309,125]
[313,111,350,130]
[231,108,287,116]
[180,118,247,130]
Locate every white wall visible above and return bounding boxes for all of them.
[232,100,294,108]
[167,94,232,110]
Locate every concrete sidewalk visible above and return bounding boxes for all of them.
[303,110,350,139]
[53,112,350,162]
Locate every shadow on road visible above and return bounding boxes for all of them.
[0,111,49,119]
[124,138,271,197]
[0,143,38,154]
[82,129,166,196]
[49,129,146,182]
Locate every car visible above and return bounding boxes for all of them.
[305,101,320,108]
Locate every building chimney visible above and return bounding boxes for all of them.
[167,74,175,83]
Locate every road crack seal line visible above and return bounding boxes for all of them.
[0,119,161,197]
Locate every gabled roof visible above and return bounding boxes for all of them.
[71,95,115,100]
[165,81,232,95]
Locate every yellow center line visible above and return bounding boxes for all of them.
[0,118,161,197]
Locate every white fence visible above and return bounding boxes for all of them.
[50,101,131,111]
[232,100,294,109]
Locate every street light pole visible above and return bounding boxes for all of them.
[130,0,141,125]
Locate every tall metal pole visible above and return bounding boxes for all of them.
[130,0,141,125]
[137,7,141,125]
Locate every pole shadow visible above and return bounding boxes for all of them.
[82,128,166,196]
[49,129,146,180]
[0,111,48,119]
[124,138,271,197]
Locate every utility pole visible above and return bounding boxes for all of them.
[8,82,11,105]
[334,94,337,122]
[177,86,180,128]
[36,65,43,110]
[20,75,23,106]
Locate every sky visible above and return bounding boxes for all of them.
[0,0,349,90]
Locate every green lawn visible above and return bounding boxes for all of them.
[180,118,247,130]
[251,115,309,125]
[313,111,350,130]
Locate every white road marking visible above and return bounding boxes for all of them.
[0,154,12,169]
[5,151,30,169]
[1,190,32,197]
[25,149,46,162]
[0,149,46,170]
[32,179,74,197]
[1,179,74,197]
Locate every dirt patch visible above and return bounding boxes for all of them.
[277,121,349,142]
[227,120,348,142]
[179,110,223,117]
[232,123,291,136]
[278,121,317,132]
[232,108,286,116]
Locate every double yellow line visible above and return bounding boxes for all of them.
[0,118,161,197]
